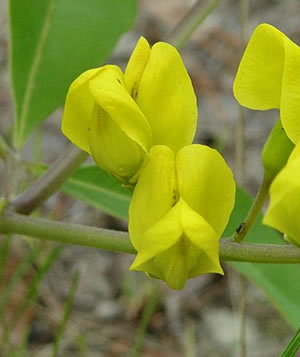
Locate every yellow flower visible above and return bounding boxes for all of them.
[233,23,300,144]
[129,145,235,290]
[62,37,197,184]
[263,143,300,247]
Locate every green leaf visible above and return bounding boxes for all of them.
[10,0,137,148]
[224,189,300,328]
[61,165,131,220]
[281,327,300,357]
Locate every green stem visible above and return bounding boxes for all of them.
[235,106,246,185]
[52,272,79,357]
[219,238,300,264]
[1,212,300,264]
[281,327,300,357]
[238,276,247,357]
[236,2,249,357]
[11,145,88,214]
[232,177,272,243]
[0,135,11,162]
[166,0,222,49]
[131,284,160,357]
[0,211,135,254]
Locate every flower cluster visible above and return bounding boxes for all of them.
[234,23,300,246]
[62,37,236,289]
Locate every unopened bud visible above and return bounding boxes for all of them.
[262,119,294,182]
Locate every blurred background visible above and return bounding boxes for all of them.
[0,0,299,356]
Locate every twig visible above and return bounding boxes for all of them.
[232,177,271,243]
[1,212,300,264]
[235,2,249,355]
[166,0,222,49]
[11,145,88,214]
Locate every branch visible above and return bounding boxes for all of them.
[166,0,222,49]
[1,211,300,264]
[0,135,11,162]
[232,177,271,243]
[11,146,88,214]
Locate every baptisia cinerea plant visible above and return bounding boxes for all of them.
[129,145,235,289]
[233,23,300,246]
[62,36,236,289]
[62,37,197,185]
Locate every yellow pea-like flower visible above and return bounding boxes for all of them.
[62,37,197,184]
[129,145,236,290]
[233,23,300,144]
[263,143,300,247]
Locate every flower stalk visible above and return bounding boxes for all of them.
[0,135,11,162]
[232,176,272,243]
[166,0,222,49]
[11,145,88,214]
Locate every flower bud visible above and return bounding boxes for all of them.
[262,119,294,182]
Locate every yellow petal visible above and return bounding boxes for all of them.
[62,68,101,153]
[280,39,300,143]
[176,145,235,237]
[233,24,285,110]
[89,104,145,183]
[234,23,300,144]
[124,37,151,99]
[89,65,152,153]
[136,42,197,151]
[129,145,176,251]
[154,240,190,290]
[130,199,222,290]
[263,155,300,245]
[179,199,223,278]
[129,201,184,273]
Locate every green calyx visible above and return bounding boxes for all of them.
[262,119,295,182]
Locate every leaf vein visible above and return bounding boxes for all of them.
[16,0,56,147]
